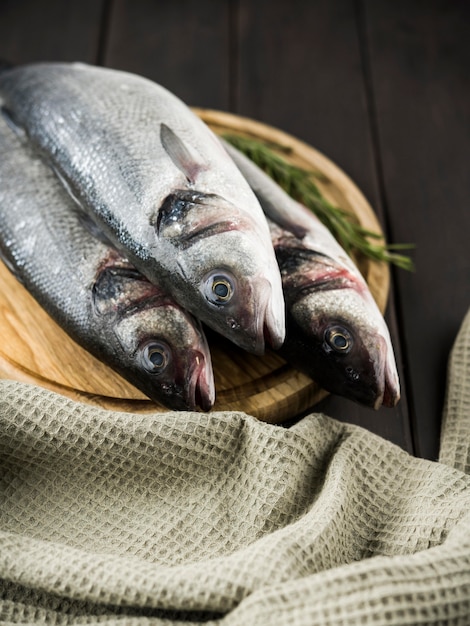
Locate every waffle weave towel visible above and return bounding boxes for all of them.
[1,308,470,625]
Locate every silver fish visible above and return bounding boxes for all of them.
[223,141,400,409]
[0,62,285,355]
[0,114,215,411]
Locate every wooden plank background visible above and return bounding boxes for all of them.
[0,0,469,460]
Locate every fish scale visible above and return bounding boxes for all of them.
[223,140,400,409]
[0,112,215,412]
[0,62,285,354]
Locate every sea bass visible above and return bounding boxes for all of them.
[0,62,285,354]
[223,141,400,409]
[0,113,215,411]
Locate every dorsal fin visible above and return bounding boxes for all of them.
[160,123,203,183]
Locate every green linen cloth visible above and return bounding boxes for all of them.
[1,308,470,625]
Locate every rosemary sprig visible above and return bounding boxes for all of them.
[222,133,414,271]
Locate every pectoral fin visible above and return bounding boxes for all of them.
[92,265,162,316]
[1,106,26,139]
[160,123,204,183]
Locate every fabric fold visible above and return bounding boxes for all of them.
[1,307,470,625]
[440,307,470,473]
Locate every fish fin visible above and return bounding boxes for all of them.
[153,190,241,248]
[43,161,112,246]
[47,164,112,246]
[160,123,204,183]
[48,163,83,207]
[221,139,308,238]
[92,265,161,316]
[1,106,26,139]
[74,207,115,247]
[255,191,308,239]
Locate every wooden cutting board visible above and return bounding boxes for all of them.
[0,110,389,422]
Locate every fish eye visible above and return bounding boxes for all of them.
[203,272,234,306]
[325,326,353,353]
[141,341,170,373]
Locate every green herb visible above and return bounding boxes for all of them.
[222,133,414,271]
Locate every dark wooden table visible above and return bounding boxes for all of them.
[1,0,469,460]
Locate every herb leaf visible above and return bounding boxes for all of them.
[223,133,414,271]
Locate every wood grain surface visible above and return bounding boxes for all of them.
[1,0,468,457]
[0,110,390,422]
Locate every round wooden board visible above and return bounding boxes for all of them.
[0,111,389,422]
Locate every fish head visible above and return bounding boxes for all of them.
[110,300,215,411]
[154,190,285,354]
[284,289,400,409]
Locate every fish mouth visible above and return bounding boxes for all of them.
[371,329,401,409]
[247,277,286,355]
[334,334,400,410]
[381,358,401,408]
[184,349,215,411]
[369,341,400,410]
[264,280,286,351]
